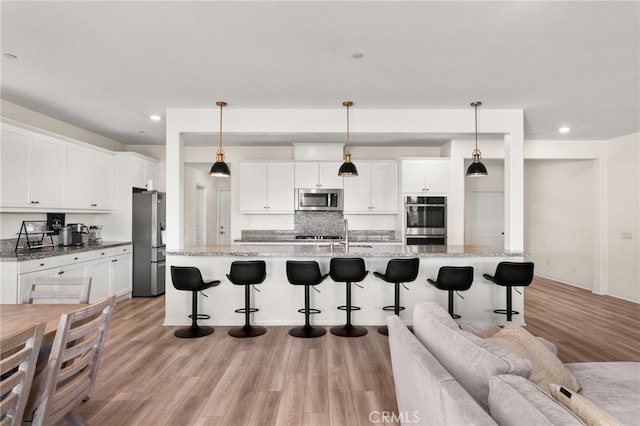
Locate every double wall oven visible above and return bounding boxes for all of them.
[405,196,447,245]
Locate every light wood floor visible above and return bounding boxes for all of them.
[73,276,639,425]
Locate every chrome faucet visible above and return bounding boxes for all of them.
[343,218,349,253]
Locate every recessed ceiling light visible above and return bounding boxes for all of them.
[149,114,162,121]
[3,53,18,60]
[138,130,146,134]
[558,126,570,134]
[351,52,364,59]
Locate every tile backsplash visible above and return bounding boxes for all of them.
[294,211,344,236]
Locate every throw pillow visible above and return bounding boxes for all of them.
[549,383,622,426]
[486,324,581,393]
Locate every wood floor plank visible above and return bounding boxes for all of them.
[247,390,281,426]
[327,366,357,426]
[303,346,329,414]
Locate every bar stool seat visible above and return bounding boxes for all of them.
[330,257,369,337]
[427,266,474,319]
[483,261,534,322]
[373,258,420,335]
[227,260,267,338]
[170,266,220,338]
[286,261,329,338]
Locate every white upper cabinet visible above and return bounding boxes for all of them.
[0,124,66,209]
[1,124,32,207]
[240,161,294,213]
[401,159,450,194]
[133,157,158,190]
[344,161,398,213]
[1,122,114,212]
[294,162,343,189]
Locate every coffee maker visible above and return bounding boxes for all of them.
[60,224,88,246]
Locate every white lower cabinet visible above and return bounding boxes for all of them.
[8,245,133,304]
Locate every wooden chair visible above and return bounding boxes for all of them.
[0,322,46,426]
[24,295,116,425]
[26,276,92,304]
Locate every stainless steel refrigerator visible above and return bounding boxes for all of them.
[132,190,166,297]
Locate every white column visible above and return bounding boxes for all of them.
[504,131,524,251]
[165,111,184,250]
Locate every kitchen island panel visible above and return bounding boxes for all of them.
[166,249,526,328]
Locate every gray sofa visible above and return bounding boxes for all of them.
[387,302,640,425]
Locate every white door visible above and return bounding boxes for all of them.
[217,189,231,244]
[195,185,206,246]
[469,190,505,248]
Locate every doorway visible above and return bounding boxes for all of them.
[217,188,231,244]
[468,190,505,249]
[195,185,207,246]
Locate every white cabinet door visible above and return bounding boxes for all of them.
[239,162,268,212]
[145,162,158,190]
[111,254,132,296]
[0,124,32,207]
[294,163,319,188]
[65,144,93,209]
[31,134,66,208]
[91,151,114,210]
[90,258,112,302]
[318,162,344,188]
[266,162,294,213]
[402,160,449,194]
[132,157,158,190]
[343,162,371,212]
[370,161,399,212]
[294,162,343,189]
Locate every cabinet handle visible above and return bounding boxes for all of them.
[58,271,64,275]
[112,259,118,263]
[91,203,97,207]
[316,184,322,187]
[101,252,106,256]
[40,263,45,267]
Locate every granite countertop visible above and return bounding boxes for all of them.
[168,244,525,258]
[0,241,132,262]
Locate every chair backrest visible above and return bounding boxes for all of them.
[384,258,420,283]
[0,322,46,426]
[170,266,206,291]
[227,261,267,285]
[27,276,92,304]
[25,295,116,425]
[329,257,368,283]
[494,262,534,287]
[286,261,326,286]
[436,266,474,291]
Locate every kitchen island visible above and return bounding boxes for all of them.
[166,244,527,328]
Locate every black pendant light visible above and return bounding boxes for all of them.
[338,101,358,177]
[466,101,488,177]
[210,101,231,177]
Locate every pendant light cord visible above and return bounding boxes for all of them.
[471,101,482,155]
[218,102,224,155]
[345,102,351,155]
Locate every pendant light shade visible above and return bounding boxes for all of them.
[466,101,488,177]
[338,101,358,177]
[210,101,231,177]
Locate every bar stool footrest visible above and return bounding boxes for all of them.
[235,307,259,314]
[382,305,406,312]
[337,305,361,312]
[188,313,211,320]
[493,308,520,315]
[297,307,321,315]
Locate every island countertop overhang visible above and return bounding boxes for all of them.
[167,244,525,258]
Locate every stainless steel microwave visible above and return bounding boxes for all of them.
[295,188,343,211]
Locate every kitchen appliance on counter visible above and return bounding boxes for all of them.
[60,223,89,247]
[132,190,166,297]
[405,196,447,246]
[88,225,103,245]
[295,188,343,211]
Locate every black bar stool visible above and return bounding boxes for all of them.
[286,261,329,338]
[227,260,267,338]
[374,257,420,335]
[329,257,369,337]
[427,266,474,319]
[483,261,534,322]
[170,266,220,338]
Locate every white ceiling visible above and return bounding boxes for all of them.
[1,1,638,147]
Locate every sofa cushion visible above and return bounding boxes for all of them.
[412,302,532,411]
[489,374,585,426]
[565,362,640,426]
[549,384,621,426]
[486,324,581,393]
[387,315,497,425]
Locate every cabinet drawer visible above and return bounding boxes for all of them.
[56,251,98,266]
[18,257,60,274]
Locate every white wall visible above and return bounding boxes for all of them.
[524,159,596,289]
[606,133,640,302]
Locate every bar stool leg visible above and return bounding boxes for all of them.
[289,285,326,338]
[229,286,266,338]
[493,286,519,322]
[175,291,214,338]
[331,281,367,337]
